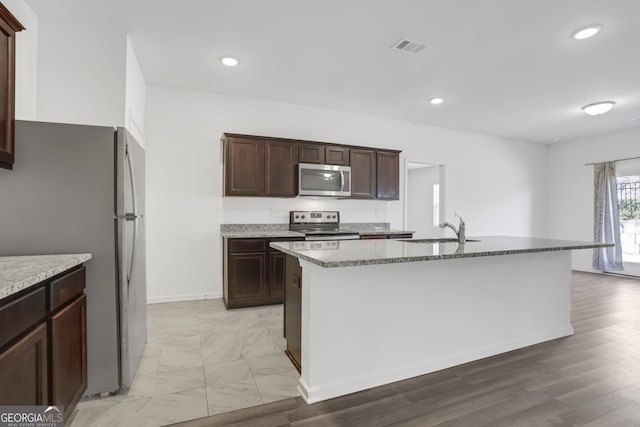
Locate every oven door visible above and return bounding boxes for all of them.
[298,163,351,197]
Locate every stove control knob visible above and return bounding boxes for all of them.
[301,215,306,219]
[295,215,299,219]
[332,215,336,219]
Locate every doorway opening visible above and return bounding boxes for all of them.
[404,161,445,236]
[616,159,640,276]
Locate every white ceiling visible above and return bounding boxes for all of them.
[25,0,640,144]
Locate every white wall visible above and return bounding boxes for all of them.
[35,15,126,126]
[146,86,549,302]
[5,0,37,119]
[547,127,640,271]
[125,36,146,147]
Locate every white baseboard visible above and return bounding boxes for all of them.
[147,292,223,304]
[571,266,603,274]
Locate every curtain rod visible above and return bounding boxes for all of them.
[584,155,640,166]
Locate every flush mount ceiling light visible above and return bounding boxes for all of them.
[220,56,239,67]
[571,24,602,40]
[429,97,444,105]
[582,101,615,116]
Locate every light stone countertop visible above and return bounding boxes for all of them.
[0,254,92,301]
[221,230,305,238]
[270,235,612,268]
[220,223,413,238]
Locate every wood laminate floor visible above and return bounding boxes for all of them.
[171,271,640,427]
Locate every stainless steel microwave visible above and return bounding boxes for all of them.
[298,163,351,197]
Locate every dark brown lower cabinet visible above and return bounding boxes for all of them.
[0,265,87,423]
[50,294,87,423]
[228,252,267,304]
[224,237,304,309]
[284,254,302,372]
[269,250,287,299]
[0,322,48,405]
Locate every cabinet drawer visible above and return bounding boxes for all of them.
[0,287,46,349]
[229,239,266,253]
[49,267,86,312]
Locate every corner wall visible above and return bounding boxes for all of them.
[35,15,127,126]
[5,0,37,119]
[146,86,549,302]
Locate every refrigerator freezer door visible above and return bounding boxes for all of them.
[4,121,120,395]
[115,128,147,389]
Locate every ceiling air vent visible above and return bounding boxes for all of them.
[392,37,426,54]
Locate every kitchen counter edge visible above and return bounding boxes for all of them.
[270,237,612,268]
[0,253,92,301]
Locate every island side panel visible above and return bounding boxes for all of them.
[297,250,573,404]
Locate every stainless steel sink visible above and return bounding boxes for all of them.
[400,238,481,243]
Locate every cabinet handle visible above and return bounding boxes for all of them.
[292,277,301,289]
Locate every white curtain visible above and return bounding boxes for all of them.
[593,161,623,270]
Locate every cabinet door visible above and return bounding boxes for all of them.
[228,253,267,307]
[269,250,286,299]
[0,8,22,170]
[350,149,376,199]
[265,140,297,197]
[325,146,349,165]
[225,137,265,196]
[376,151,400,200]
[298,143,324,164]
[50,295,87,421]
[0,322,48,405]
[284,255,302,372]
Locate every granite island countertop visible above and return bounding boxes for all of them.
[270,235,612,268]
[0,254,92,301]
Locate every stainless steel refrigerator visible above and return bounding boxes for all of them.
[0,120,147,396]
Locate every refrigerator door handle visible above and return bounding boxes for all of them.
[128,218,138,291]
[126,142,139,217]
[125,142,138,288]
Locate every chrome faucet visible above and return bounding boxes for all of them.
[439,213,466,244]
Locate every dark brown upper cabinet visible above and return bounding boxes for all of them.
[265,140,297,196]
[298,143,324,164]
[224,136,265,196]
[223,134,297,197]
[350,149,376,199]
[376,151,400,200]
[325,146,349,165]
[223,133,400,200]
[0,4,24,170]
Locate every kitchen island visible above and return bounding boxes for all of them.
[270,236,610,404]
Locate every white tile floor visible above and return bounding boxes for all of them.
[68,299,299,427]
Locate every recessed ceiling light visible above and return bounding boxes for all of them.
[429,98,444,105]
[220,56,239,67]
[582,101,615,116]
[571,24,602,40]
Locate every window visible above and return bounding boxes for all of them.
[617,175,640,264]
